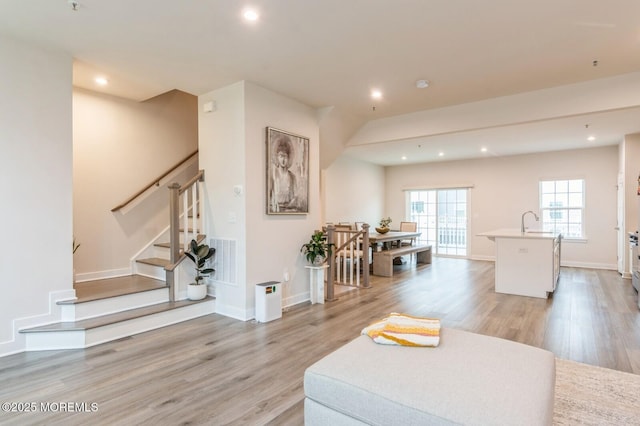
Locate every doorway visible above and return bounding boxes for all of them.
[407,189,468,257]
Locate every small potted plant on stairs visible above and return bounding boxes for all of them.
[184,239,215,300]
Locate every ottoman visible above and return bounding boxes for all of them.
[304,328,555,425]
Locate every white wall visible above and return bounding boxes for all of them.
[385,146,618,269]
[198,81,321,319]
[73,88,198,278]
[198,82,248,319]
[0,36,74,354]
[323,155,385,227]
[245,82,320,312]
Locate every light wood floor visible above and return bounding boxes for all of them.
[1,258,639,425]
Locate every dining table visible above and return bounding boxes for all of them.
[368,230,422,250]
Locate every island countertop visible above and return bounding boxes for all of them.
[478,228,561,240]
[479,228,562,298]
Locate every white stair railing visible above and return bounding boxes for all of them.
[326,224,370,300]
[166,170,205,300]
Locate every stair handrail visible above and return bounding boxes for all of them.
[111,149,199,212]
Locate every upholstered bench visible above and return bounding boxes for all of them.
[304,328,555,425]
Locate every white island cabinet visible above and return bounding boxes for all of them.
[479,229,561,299]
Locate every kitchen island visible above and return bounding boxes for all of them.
[478,229,561,299]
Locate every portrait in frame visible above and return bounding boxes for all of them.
[266,127,309,214]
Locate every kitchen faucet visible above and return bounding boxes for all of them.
[521,210,539,233]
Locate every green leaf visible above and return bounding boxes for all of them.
[202,248,215,261]
[197,245,210,258]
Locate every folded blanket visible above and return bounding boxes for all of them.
[361,313,440,347]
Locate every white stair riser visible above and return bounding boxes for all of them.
[134,262,166,280]
[86,300,215,348]
[61,288,169,321]
[25,300,215,351]
[152,245,170,258]
[25,330,85,351]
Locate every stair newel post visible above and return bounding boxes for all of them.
[326,225,337,302]
[197,171,205,236]
[361,223,371,288]
[167,182,181,302]
[169,183,181,264]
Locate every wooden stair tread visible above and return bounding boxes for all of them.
[22,297,214,333]
[135,257,170,267]
[64,275,167,304]
[153,234,205,249]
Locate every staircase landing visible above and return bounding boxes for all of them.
[23,297,214,332]
[66,275,167,303]
[20,274,215,351]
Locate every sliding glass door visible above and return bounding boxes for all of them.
[408,189,468,257]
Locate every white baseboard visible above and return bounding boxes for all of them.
[215,303,253,321]
[0,289,75,357]
[560,261,617,270]
[283,292,310,309]
[470,255,495,262]
[75,267,132,283]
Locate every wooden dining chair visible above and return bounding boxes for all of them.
[399,221,417,246]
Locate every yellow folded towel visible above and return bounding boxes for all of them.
[361,313,440,347]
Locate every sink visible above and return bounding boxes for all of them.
[525,230,549,234]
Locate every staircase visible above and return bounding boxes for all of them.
[20,169,212,351]
[20,275,214,350]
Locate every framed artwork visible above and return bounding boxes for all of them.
[266,127,309,214]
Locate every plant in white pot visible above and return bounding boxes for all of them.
[184,239,215,300]
[300,230,333,265]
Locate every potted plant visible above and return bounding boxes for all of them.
[376,217,392,234]
[301,230,333,265]
[184,239,215,300]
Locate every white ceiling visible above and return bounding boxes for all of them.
[2,0,640,165]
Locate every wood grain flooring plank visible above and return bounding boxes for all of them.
[1,258,639,425]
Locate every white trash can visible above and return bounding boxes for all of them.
[255,281,282,323]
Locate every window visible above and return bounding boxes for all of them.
[539,179,584,238]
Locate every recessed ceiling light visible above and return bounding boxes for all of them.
[438,152,444,157]
[481,147,488,153]
[416,80,429,89]
[587,136,596,141]
[95,77,108,86]
[401,156,407,161]
[371,89,382,100]
[243,8,259,21]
